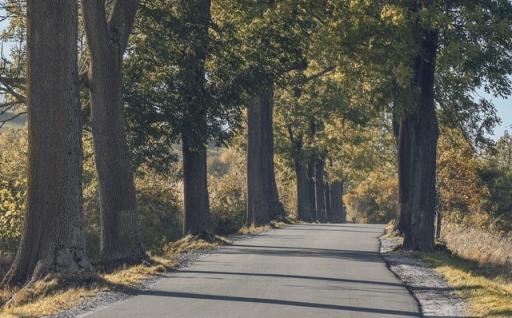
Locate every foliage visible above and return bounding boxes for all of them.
[438,128,512,234]
[123,0,244,170]
[478,132,512,232]
[344,170,398,224]
[0,128,26,253]
[437,127,484,219]
[208,148,247,234]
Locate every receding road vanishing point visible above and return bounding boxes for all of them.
[81,224,420,318]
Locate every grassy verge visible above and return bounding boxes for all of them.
[417,250,512,318]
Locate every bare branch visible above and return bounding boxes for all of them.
[0,111,26,129]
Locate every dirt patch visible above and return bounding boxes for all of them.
[380,235,468,318]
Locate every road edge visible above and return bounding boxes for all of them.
[379,235,468,318]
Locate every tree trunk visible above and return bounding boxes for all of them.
[324,183,332,222]
[294,157,315,221]
[340,181,347,223]
[2,1,92,286]
[435,209,442,240]
[289,130,314,221]
[178,0,212,235]
[182,138,210,235]
[82,0,145,264]
[314,157,326,222]
[435,191,442,240]
[307,156,317,220]
[246,84,283,225]
[398,24,439,251]
[329,181,344,223]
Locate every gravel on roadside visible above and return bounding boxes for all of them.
[380,235,468,318]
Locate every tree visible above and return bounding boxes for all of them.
[81,0,145,264]
[244,1,282,226]
[246,86,284,225]
[395,0,512,250]
[396,1,439,251]
[2,0,91,286]
[124,0,246,234]
[177,0,212,235]
[224,0,313,225]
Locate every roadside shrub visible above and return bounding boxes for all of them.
[136,170,182,252]
[0,128,27,255]
[343,171,398,223]
[208,149,247,234]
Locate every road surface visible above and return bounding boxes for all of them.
[82,224,420,318]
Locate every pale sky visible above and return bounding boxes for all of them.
[479,90,512,139]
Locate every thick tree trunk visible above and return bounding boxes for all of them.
[178,0,211,235]
[314,158,326,222]
[182,138,210,235]
[246,85,283,225]
[82,0,145,264]
[294,158,315,221]
[398,26,439,251]
[307,157,317,220]
[2,1,91,286]
[324,183,332,222]
[289,131,314,221]
[329,181,344,223]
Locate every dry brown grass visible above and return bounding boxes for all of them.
[237,224,272,235]
[419,250,512,317]
[441,222,512,276]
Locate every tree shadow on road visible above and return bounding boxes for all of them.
[138,289,421,317]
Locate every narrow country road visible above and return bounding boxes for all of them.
[82,224,420,318]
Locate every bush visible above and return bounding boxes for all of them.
[343,170,398,224]
[208,149,247,234]
[136,170,182,252]
[0,128,27,255]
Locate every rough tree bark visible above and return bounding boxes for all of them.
[295,161,315,221]
[324,183,332,221]
[81,0,145,263]
[314,157,326,222]
[397,15,439,251]
[182,138,209,235]
[2,0,92,286]
[307,156,318,220]
[178,0,211,235]
[246,85,284,225]
[329,181,344,223]
[289,130,315,221]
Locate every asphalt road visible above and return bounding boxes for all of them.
[82,224,420,318]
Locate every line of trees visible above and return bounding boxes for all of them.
[1,0,511,288]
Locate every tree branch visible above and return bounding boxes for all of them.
[305,66,336,84]
[109,0,138,52]
[0,111,26,129]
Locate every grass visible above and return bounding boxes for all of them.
[417,249,512,318]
